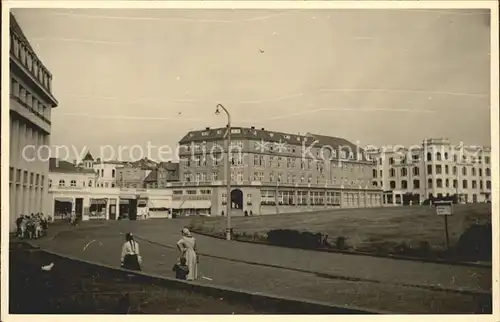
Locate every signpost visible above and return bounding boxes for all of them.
[434,200,453,249]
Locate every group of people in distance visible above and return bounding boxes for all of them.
[16,213,50,239]
[120,227,198,281]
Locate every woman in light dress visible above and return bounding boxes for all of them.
[176,228,198,281]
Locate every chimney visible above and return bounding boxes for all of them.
[251,126,255,130]
[205,127,210,130]
[261,128,265,131]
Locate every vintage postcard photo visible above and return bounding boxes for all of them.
[1,1,498,320]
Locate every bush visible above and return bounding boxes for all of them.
[335,236,348,250]
[454,223,492,261]
[266,229,326,249]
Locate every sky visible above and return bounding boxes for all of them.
[12,8,491,162]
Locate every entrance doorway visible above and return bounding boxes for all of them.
[75,198,83,220]
[230,189,243,209]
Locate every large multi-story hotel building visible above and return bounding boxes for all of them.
[368,138,492,205]
[169,126,383,216]
[9,13,59,231]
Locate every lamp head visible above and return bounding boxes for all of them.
[215,104,222,115]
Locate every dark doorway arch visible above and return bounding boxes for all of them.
[230,189,243,209]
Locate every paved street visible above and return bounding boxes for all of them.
[27,219,492,314]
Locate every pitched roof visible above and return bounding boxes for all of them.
[158,161,179,171]
[179,126,317,146]
[49,158,95,174]
[82,151,94,161]
[144,169,158,182]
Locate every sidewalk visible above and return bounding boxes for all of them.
[26,223,492,314]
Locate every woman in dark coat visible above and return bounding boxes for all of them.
[120,233,142,271]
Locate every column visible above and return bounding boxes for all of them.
[294,189,298,206]
[340,190,344,208]
[106,198,110,220]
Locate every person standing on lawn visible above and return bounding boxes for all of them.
[121,233,142,271]
[176,228,198,281]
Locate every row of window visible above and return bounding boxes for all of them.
[375,166,492,178]
[380,179,492,190]
[49,179,116,188]
[9,167,45,187]
[11,78,51,123]
[182,140,357,159]
[10,32,52,91]
[96,168,116,178]
[383,152,490,165]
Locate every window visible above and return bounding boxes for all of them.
[427,165,432,175]
[453,166,457,175]
[401,168,407,176]
[390,181,396,189]
[105,182,109,188]
[70,180,76,187]
[427,152,432,161]
[486,180,491,189]
[472,168,476,176]
[436,165,442,174]
[472,180,477,189]
[462,167,467,176]
[479,168,483,176]
[372,169,377,178]
[112,183,115,188]
[445,179,449,188]
[112,169,116,178]
[480,180,483,189]
[485,156,490,164]
[49,179,52,188]
[389,169,395,177]
[89,180,93,187]
[413,167,419,176]
[436,152,442,161]
[453,155,458,162]
[444,152,448,160]
[428,179,433,189]
[413,179,420,189]
[436,179,443,188]
[389,157,394,165]
[372,181,378,187]
[59,180,65,187]
[486,168,491,176]
[462,180,468,189]
[401,180,408,189]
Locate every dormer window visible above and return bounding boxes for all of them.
[231,129,241,134]
[217,130,222,134]
[189,133,194,137]
[269,133,274,137]
[285,135,290,139]
[202,132,209,136]
[296,137,300,141]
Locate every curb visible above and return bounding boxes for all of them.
[19,242,386,314]
[189,228,492,269]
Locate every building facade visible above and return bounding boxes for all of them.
[9,13,59,231]
[170,126,383,216]
[116,164,152,188]
[144,162,180,188]
[368,138,492,205]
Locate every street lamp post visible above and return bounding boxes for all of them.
[215,104,232,241]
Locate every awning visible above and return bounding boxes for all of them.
[149,199,171,208]
[90,198,107,205]
[171,200,211,209]
[54,197,73,203]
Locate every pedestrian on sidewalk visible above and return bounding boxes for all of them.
[176,228,198,281]
[121,233,142,271]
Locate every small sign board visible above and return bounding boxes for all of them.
[434,201,453,216]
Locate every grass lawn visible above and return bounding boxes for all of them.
[9,242,270,314]
[189,204,491,255]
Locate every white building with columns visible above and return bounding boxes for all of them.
[9,13,59,231]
